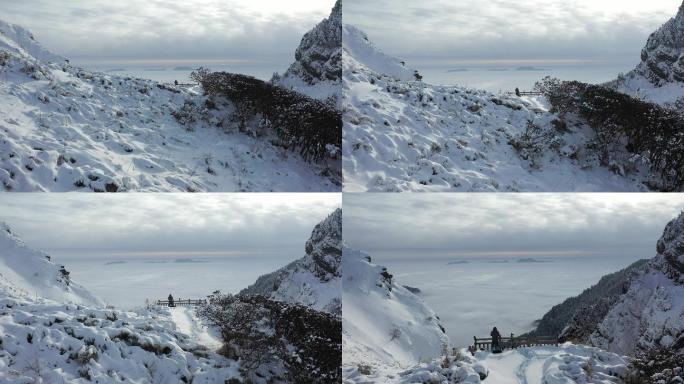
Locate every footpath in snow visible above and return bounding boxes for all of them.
[169,306,223,352]
[477,345,627,384]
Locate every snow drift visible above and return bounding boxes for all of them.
[0,15,340,192]
[0,222,102,306]
[241,208,342,315]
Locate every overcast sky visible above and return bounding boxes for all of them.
[0,194,339,259]
[0,0,334,69]
[344,194,684,260]
[345,0,681,65]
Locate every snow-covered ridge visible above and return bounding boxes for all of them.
[277,0,341,101]
[342,249,449,375]
[342,24,657,192]
[0,222,102,306]
[241,208,342,315]
[0,18,339,192]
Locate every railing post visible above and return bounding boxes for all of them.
[511,333,515,349]
[473,336,477,350]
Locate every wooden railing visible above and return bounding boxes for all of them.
[473,333,558,351]
[505,91,543,96]
[156,299,207,307]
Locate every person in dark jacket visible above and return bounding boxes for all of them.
[515,87,521,97]
[168,294,175,307]
[491,327,501,348]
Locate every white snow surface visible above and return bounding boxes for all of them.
[0,19,338,192]
[0,222,102,307]
[342,248,449,376]
[342,24,658,192]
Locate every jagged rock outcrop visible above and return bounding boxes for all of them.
[281,0,341,86]
[636,2,684,85]
[240,209,341,314]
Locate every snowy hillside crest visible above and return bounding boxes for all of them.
[0,222,102,306]
[0,18,340,192]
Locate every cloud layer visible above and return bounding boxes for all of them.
[344,194,684,259]
[0,194,340,259]
[1,0,335,70]
[345,0,680,64]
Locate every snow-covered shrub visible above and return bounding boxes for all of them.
[537,76,684,190]
[197,293,341,383]
[197,72,342,162]
[509,120,563,169]
[626,346,684,384]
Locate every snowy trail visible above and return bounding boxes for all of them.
[482,348,557,384]
[479,345,626,384]
[170,307,222,351]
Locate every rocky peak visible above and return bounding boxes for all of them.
[636,2,684,84]
[282,0,341,85]
[305,208,342,278]
[656,211,684,275]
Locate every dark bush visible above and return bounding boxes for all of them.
[535,76,684,190]
[197,293,341,383]
[197,72,341,162]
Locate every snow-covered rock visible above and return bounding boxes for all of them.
[241,209,341,315]
[342,24,657,192]
[0,18,339,192]
[278,0,341,101]
[0,222,102,306]
[342,248,449,379]
[612,2,684,106]
[590,212,684,357]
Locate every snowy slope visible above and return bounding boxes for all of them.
[342,24,657,192]
[0,297,241,383]
[589,212,684,358]
[611,2,684,106]
[342,249,449,376]
[0,19,339,192]
[277,0,341,102]
[241,209,341,315]
[0,222,102,306]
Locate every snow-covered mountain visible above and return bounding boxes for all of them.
[277,0,341,101]
[523,259,648,341]
[0,18,339,192]
[342,24,661,192]
[612,2,684,106]
[0,222,102,306]
[241,208,341,315]
[589,212,684,358]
